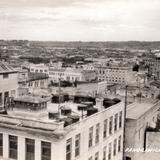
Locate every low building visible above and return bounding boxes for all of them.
[124,100,160,160]
[19,72,49,89]
[29,63,49,75]
[0,97,125,160]
[0,61,18,110]
[49,67,96,82]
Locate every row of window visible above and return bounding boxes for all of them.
[0,134,51,160]
[88,135,122,160]
[89,111,122,148]
[30,69,48,73]
[66,134,80,160]
[99,70,126,74]
[28,80,46,87]
[98,78,125,83]
[66,111,123,160]
[98,77,125,80]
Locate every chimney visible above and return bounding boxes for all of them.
[96,97,104,111]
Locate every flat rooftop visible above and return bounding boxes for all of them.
[14,95,50,104]
[126,100,159,120]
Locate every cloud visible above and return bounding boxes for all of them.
[0,0,160,41]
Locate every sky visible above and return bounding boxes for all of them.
[0,0,160,41]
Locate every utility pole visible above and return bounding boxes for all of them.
[123,85,128,160]
[58,77,61,118]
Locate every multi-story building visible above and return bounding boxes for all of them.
[97,66,136,85]
[18,72,49,93]
[143,53,160,79]
[29,63,49,75]
[49,67,96,82]
[124,100,160,160]
[0,61,18,110]
[0,97,125,160]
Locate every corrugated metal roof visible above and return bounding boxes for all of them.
[0,61,17,74]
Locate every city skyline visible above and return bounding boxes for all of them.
[0,0,160,41]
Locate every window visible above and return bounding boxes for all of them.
[0,133,3,156]
[25,138,35,160]
[103,119,107,138]
[75,134,80,157]
[3,73,9,79]
[9,135,18,159]
[103,146,106,160]
[0,93,2,104]
[114,114,118,131]
[4,91,9,103]
[108,143,112,160]
[66,138,72,160]
[95,123,100,144]
[95,152,99,160]
[119,111,122,128]
[88,127,93,148]
[118,136,121,152]
[109,116,113,135]
[11,90,16,97]
[113,139,117,156]
[41,141,51,160]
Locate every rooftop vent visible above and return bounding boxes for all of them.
[48,111,59,120]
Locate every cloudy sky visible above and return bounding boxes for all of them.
[0,0,160,41]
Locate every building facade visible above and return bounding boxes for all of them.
[49,67,96,82]
[0,62,18,110]
[125,100,160,160]
[0,98,125,160]
[29,64,49,75]
[97,66,135,84]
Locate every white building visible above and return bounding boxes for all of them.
[125,100,160,160]
[0,97,125,160]
[49,67,96,82]
[0,61,18,110]
[29,63,49,75]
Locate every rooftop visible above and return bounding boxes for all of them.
[0,61,17,74]
[0,95,122,139]
[126,100,159,120]
[14,95,50,104]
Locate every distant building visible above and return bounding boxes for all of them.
[143,53,160,79]
[18,71,49,95]
[0,96,124,160]
[97,66,136,84]
[0,61,18,110]
[29,63,49,75]
[49,67,96,82]
[124,100,160,160]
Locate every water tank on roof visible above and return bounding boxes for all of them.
[77,104,88,111]
[87,108,98,116]
[48,112,59,120]
[61,107,72,116]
